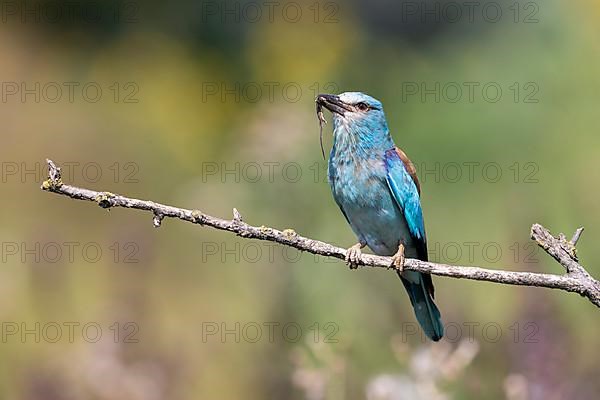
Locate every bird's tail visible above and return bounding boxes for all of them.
[398,271,444,341]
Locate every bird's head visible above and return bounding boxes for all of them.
[316,92,392,153]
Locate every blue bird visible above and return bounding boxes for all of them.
[316,92,443,341]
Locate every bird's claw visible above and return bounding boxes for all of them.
[390,243,405,273]
[345,243,364,270]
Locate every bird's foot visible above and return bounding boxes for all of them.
[390,243,405,273]
[345,242,365,270]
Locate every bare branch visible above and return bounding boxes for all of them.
[41,159,600,308]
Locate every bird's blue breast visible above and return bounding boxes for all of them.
[328,142,418,257]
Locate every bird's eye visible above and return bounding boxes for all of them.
[356,102,369,112]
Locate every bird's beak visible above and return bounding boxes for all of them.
[316,94,352,116]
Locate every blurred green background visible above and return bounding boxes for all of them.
[1,0,599,399]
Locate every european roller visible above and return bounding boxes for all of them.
[316,92,444,341]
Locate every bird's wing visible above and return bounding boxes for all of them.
[384,147,426,244]
[385,147,435,295]
[393,147,421,194]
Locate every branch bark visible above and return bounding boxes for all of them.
[41,159,600,308]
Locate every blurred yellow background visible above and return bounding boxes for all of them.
[1,0,599,399]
